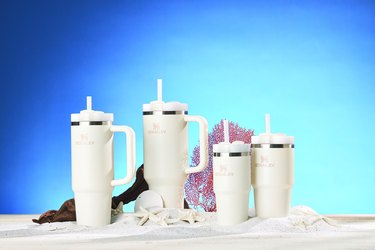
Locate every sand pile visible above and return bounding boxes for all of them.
[1,206,361,241]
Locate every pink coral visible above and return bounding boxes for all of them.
[185,120,254,212]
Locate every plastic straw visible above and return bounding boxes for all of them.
[157,79,162,102]
[224,119,229,143]
[265,113,271,134]
[87,96,92,110]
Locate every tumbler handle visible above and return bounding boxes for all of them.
[184,115,208,174]
[110,125,136,186]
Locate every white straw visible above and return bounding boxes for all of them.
[224,119,229,143]
[157,79,162,102]
[87,96,92,110]
[265,113,271,134]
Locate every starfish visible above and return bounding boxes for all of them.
[177,209,205,224]
[132,206,168,226]
[125,207,206,226]
[111,202,124,217]
[290,206,338,228]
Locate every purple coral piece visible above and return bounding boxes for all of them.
[184,120,254,212]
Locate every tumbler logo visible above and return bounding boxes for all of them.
[148,123,166,134]
[153,123,160,131]
[256,155,275,167]
[215,164,234,177]
[75,133,94,145]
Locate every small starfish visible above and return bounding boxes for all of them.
[132,206,167,226]
[290,206,338,228]
[111,202,124,217]
[177,209,205,224]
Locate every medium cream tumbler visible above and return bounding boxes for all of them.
[251,114,294,218]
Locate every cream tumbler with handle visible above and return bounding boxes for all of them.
[71,96,136,227]
[213,120,251,225]
[143,79,209,208]
[251,114,294,218]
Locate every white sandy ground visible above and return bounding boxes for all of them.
[0,206,374,250]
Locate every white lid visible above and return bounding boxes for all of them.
[252,133,294,144]
[213,140,251,153]
[71,96,113,122]
[213,120,250,153]
[143,101,188,112]
[251,114,294,144]
[142,79,188,112]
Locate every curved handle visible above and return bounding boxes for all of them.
[110,125,136,186]
[184,115,208,174]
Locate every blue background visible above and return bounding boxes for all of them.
[1,0,374,214]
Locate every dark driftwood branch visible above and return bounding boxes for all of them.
[111,165,149,209]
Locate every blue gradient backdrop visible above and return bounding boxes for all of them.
[1,0,374,214]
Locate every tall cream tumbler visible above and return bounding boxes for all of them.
[143,79,209,208]
[71,97,136,226]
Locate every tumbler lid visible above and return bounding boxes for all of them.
[251,114,294,144]
[142,79,188,112]
[252,133,294,144]
[213,120,250,153]
[213,141,251,153]
[71,96,113,122]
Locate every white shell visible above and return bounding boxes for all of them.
[134,190,164,212]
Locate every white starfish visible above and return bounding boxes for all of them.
[132,206,168,226]
[177,209,205,224]
[125,207,206,226]
[290,206,338,228]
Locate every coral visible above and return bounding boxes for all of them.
[185,120,254,212]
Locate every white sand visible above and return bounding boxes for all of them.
[1,206,375,250]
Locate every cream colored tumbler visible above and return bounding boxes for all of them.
[251,114,294,218]
[143,79,208,208]
[71,97,136,227]
[213,120,251,225]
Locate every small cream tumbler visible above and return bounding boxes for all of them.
[213,120,251,225]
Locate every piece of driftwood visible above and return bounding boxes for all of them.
[32,165,189,224]
[111,164,149,209]
[32,198,76,224]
